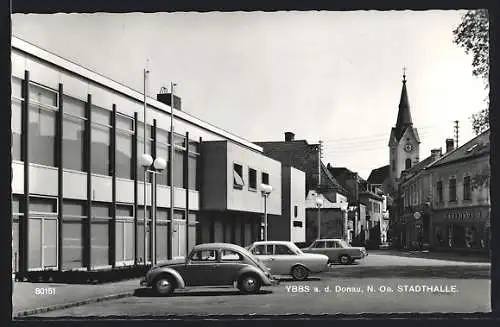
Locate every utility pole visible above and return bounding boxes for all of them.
[454,120,459,148]
[318,140,323,187]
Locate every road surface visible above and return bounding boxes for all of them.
[28,252,491,317]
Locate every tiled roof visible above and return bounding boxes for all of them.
[429,129,490,168]
[406,155,435,175]
[367,165,389,184]
[321,162,348,195]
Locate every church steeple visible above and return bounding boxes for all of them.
[395,68,413,139]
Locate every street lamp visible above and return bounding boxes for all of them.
[141,154,167,265]
[141,153,153,264]
[260,183,273,241]
[315,196,324,240]
[142,66,150,264]
[169,82,177,259]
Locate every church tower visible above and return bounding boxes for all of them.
[388,70,420,191]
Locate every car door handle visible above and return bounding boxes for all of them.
[268,258,275,261]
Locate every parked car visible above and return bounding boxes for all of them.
[140,243,279,296]
[302,239,367,265]
[246,241,329,281]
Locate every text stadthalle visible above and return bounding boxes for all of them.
[397,285,458,293]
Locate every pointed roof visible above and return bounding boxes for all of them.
[394,72,413,141]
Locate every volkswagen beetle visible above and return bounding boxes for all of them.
[140,243,279,296]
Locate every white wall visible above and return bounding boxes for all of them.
[290,167,306,243]
[226,141,282,215]
[12,161,24,194]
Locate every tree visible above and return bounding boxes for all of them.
[452,9,490,135]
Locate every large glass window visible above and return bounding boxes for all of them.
[62,201,86,270]
[136,206,152,263]
[12,196,22,273]
[12,77,23,161]
[28,196,58,270]
[116,204,134,263]
[28,82,58,167]
[172,133,186,188]
[91,203,111,267]
[137,123,153,182]
[173,149,184,187]
[156,128,170,186]
[91,106,112,176]
[116,114,135,179]
[188,140,199,190]
[63,96,87,171]
[156,208,170,262]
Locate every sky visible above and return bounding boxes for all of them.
[11,11,488,180]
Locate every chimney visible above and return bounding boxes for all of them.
[446,138,454,153]
[285,132,295,142]
[157,92,182,111]
[431,148,442,160]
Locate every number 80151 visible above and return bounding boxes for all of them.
[34,287,55,295]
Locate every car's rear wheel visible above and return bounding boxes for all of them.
[291,265,309,281]
[153,275,176,296]
[238,274,262,294]
[339,255,352,265]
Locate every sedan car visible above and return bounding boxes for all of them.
[302,239,367,265]
[140,243,279,296]
[246,241,329,281]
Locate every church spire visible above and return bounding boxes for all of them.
[395,68,413,136]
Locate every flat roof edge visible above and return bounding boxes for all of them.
[11,36,263,153]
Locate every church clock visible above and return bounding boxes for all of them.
[404,143,413,152]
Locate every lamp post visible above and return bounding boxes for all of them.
[142,66,150,264]
[315,196,324,240]
[169,82,177,259]
[260,183,273,241]
[140,153,153,264]
[140,154,167,265]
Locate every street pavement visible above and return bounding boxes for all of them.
[12,278,140,317]
[29,277,491,316]
[21,252,491,317]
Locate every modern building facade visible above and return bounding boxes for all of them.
[267,166,306,243]
[10,36,281,277]
[198,141,281,245]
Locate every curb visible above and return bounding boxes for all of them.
[13,291,135,318]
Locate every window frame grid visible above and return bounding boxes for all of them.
[116,112,135,134]
[28,81,59,110]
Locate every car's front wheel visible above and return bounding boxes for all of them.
[238,274,262,294]
[153,275,176,296]
[291,265,309,281]
[339,255,352,265]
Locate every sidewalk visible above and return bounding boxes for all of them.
[12,278,141,318]
[371,249,490,263]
